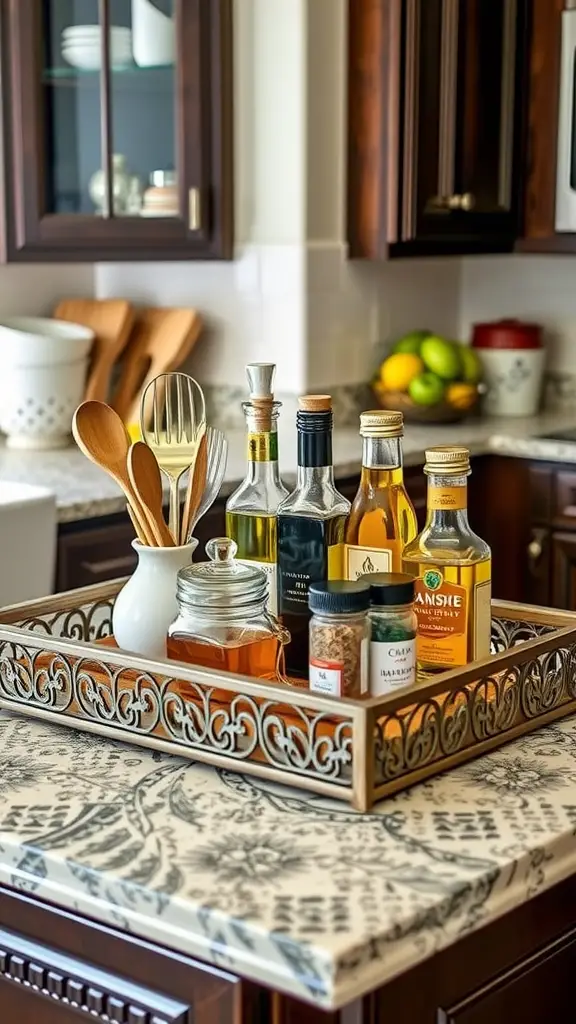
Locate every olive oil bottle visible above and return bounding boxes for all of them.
[225,364,288,614]
[344,410,418,577]
[402,446,491,673]
[277,395,350,675]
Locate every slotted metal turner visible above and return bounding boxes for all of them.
[140,372,206,540]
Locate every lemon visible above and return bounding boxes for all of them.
[445,382,478,411]
[380,352,424,392]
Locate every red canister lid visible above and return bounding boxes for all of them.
[471,318,542,349]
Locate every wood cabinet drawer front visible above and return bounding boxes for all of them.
[0,925,190,1023]
[439,927,576,1024]
[553,470,576,526]
[56,519,137,592]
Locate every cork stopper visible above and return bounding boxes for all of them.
[360,409,403,438]
[298,394,332,412]
[424,445,470,476]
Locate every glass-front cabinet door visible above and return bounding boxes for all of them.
[1,0,232,260]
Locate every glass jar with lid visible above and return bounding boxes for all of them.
[167,537,290,681]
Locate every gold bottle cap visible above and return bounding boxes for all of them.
[360,409,404,438]
[424,445,470,475]
[298,394,332,412]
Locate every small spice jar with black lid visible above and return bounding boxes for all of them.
[308,581,370,698]
[364,573,417,695]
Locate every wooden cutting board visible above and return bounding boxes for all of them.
[54,297,134,404]
[111,307,202,426]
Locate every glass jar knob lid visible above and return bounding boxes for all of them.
[176,536,268,607]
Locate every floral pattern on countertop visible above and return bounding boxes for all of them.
[2,712,576,1007]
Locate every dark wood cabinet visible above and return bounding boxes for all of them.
[552,531,576,608]
[347,0,530,258]
[0,0,233,262]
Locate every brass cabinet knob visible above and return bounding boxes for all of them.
[428,193,476,212]
[528,537,543,560]
[447,192,476,211]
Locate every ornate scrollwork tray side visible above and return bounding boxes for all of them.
[0,584,575,811]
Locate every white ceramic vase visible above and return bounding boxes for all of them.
[113,540,198,659]
[132,0,175,67]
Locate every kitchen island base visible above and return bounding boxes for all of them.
[0,873,574,1023]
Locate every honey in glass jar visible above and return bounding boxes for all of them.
[168,537,289,681]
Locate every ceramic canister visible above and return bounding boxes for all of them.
[472,319,545,417]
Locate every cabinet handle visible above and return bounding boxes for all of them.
[81,555,138,577]
[428,193,476,212]
[527,529,546,574]
[188,188,201,231]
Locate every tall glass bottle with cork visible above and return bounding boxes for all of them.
[402,446,491,673]
[277,395,350,676]
[225,363,288,614]
[344,410,418,578]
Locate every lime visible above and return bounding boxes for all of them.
[392,330,431,356]
[420,336,462,381]
[380,352,424,391]
[408,372,445,406]
[458,344,483,384]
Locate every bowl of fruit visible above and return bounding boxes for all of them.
[372,330,483,423]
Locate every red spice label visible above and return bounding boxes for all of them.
[309,658,343,697]
[414,568,468,667]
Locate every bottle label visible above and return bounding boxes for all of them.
[414,568,468,667]
[474,579,492,659]
[370,639,416,695]
[309,658,342,696]
[235,558,278,616]
[343,543,400,580]
[247,432,278,462]
[428,487,467,511]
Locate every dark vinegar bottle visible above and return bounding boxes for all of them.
[277,395,350,677]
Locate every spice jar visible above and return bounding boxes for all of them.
[364,573,417,695]
[308,581,370,698]
[168,538,290,681]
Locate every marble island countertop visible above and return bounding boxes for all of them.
[0,409,575,523]
[2,711,576,1008]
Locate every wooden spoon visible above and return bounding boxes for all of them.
[72,401,154,546]
[54,298,134,404]
[180,431,208,544]
[128,442,175,547]
[111,308,202,426]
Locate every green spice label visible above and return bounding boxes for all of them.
[247,432,278,462]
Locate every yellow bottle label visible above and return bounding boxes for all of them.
[343,543,401,580]
[247,432,278,462]
[415,568,468,667]
[428,486,467,511]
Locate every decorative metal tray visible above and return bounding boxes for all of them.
[0,581,576,811]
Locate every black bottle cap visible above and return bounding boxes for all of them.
[308,580,370,614]
[363,572,415,606]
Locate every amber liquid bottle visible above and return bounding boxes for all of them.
[344,410,418,578]
[277,396,350,676]
[402,446,492,673]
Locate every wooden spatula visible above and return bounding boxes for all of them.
[180,431,208,544]
[111,307,202,426]
[127,441,175,547]
[54,298,134,404]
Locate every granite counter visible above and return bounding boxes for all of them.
[0,410,575,524]
[1,711,576,1009]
